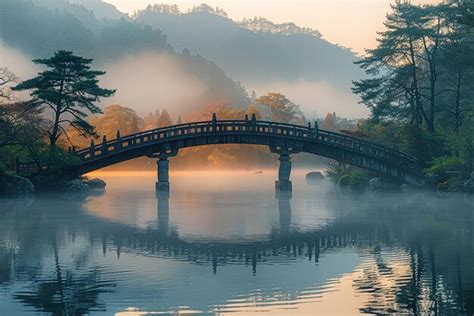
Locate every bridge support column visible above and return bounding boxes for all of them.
[147,146,179,192]
[276,153,292,191]
[270,145,299,192]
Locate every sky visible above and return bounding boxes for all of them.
[104,0,438,54]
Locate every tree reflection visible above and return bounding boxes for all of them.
[0,193,473,314]
[351,196,474,315]
[0,198,116,315]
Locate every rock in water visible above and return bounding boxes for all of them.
[0,173,34,197]
[369,177,382,192]
[67,179,90,194]
[305,171,325,182]
[463,172,474,194]
[401,183,409,193]
[85,178,106,190]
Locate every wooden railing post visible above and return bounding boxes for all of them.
[102,135,108,155]
[90,140,95,159]
[212,113,217,131]
[115,130,121,151]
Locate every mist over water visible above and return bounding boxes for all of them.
[0,171,473,315]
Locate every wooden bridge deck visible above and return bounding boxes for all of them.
[17,117,422,184]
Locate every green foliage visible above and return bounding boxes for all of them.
[347,169,370,193]
[326,161,369,192]
[353,1,474,135]
[28,147,82,192]
[424,156,465,191]
[444,124,474,174]
[436,177,465,192]
[425,156,463,175]
[355,119,433,164]
[351,1,474,192]
[13,50,115,148]
[326,161,352,183]
[0,52,113,190]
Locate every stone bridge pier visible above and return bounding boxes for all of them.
[270,145,299,192]
[147,146,178,192]
[147,143,299,192]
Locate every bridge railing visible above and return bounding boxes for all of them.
[72,118,416,168]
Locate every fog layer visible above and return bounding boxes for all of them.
[100,53,207,117]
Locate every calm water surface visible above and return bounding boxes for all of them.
[0,170,473,315]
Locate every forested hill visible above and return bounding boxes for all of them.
[134,4,362,87]
[0,0,250,115]
[0,0,367,117]
[9,0,362,87]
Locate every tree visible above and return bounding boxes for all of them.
[0,67,17,103]
[143,109,160,130]
[0,69,46,169]
[93,104,143,137]
[197,102,245,120]
[66,104,144,148]
[13,50,115,150]
[353,2,454,133]
[157,109,172,127]
[246,104,262,120]
[321,112,338,131]
[0,102,45,149]
[438,44,474,133]
[256,93,302,123]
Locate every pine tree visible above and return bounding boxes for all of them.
[13,50,115,149]
[353,2,455,133]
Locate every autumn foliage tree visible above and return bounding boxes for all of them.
[66,104,143,148]
[256,93,302,124]
[157,109,172,127]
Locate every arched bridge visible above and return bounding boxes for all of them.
[63,114,421,190]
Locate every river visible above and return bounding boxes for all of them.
[0,170,473,315]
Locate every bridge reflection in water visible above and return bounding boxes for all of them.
[0,189,473,314]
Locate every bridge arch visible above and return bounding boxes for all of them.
[68,115,421,190]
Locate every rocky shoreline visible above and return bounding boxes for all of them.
[0,171,106,197]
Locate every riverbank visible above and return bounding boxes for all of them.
[0,170,106,197]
